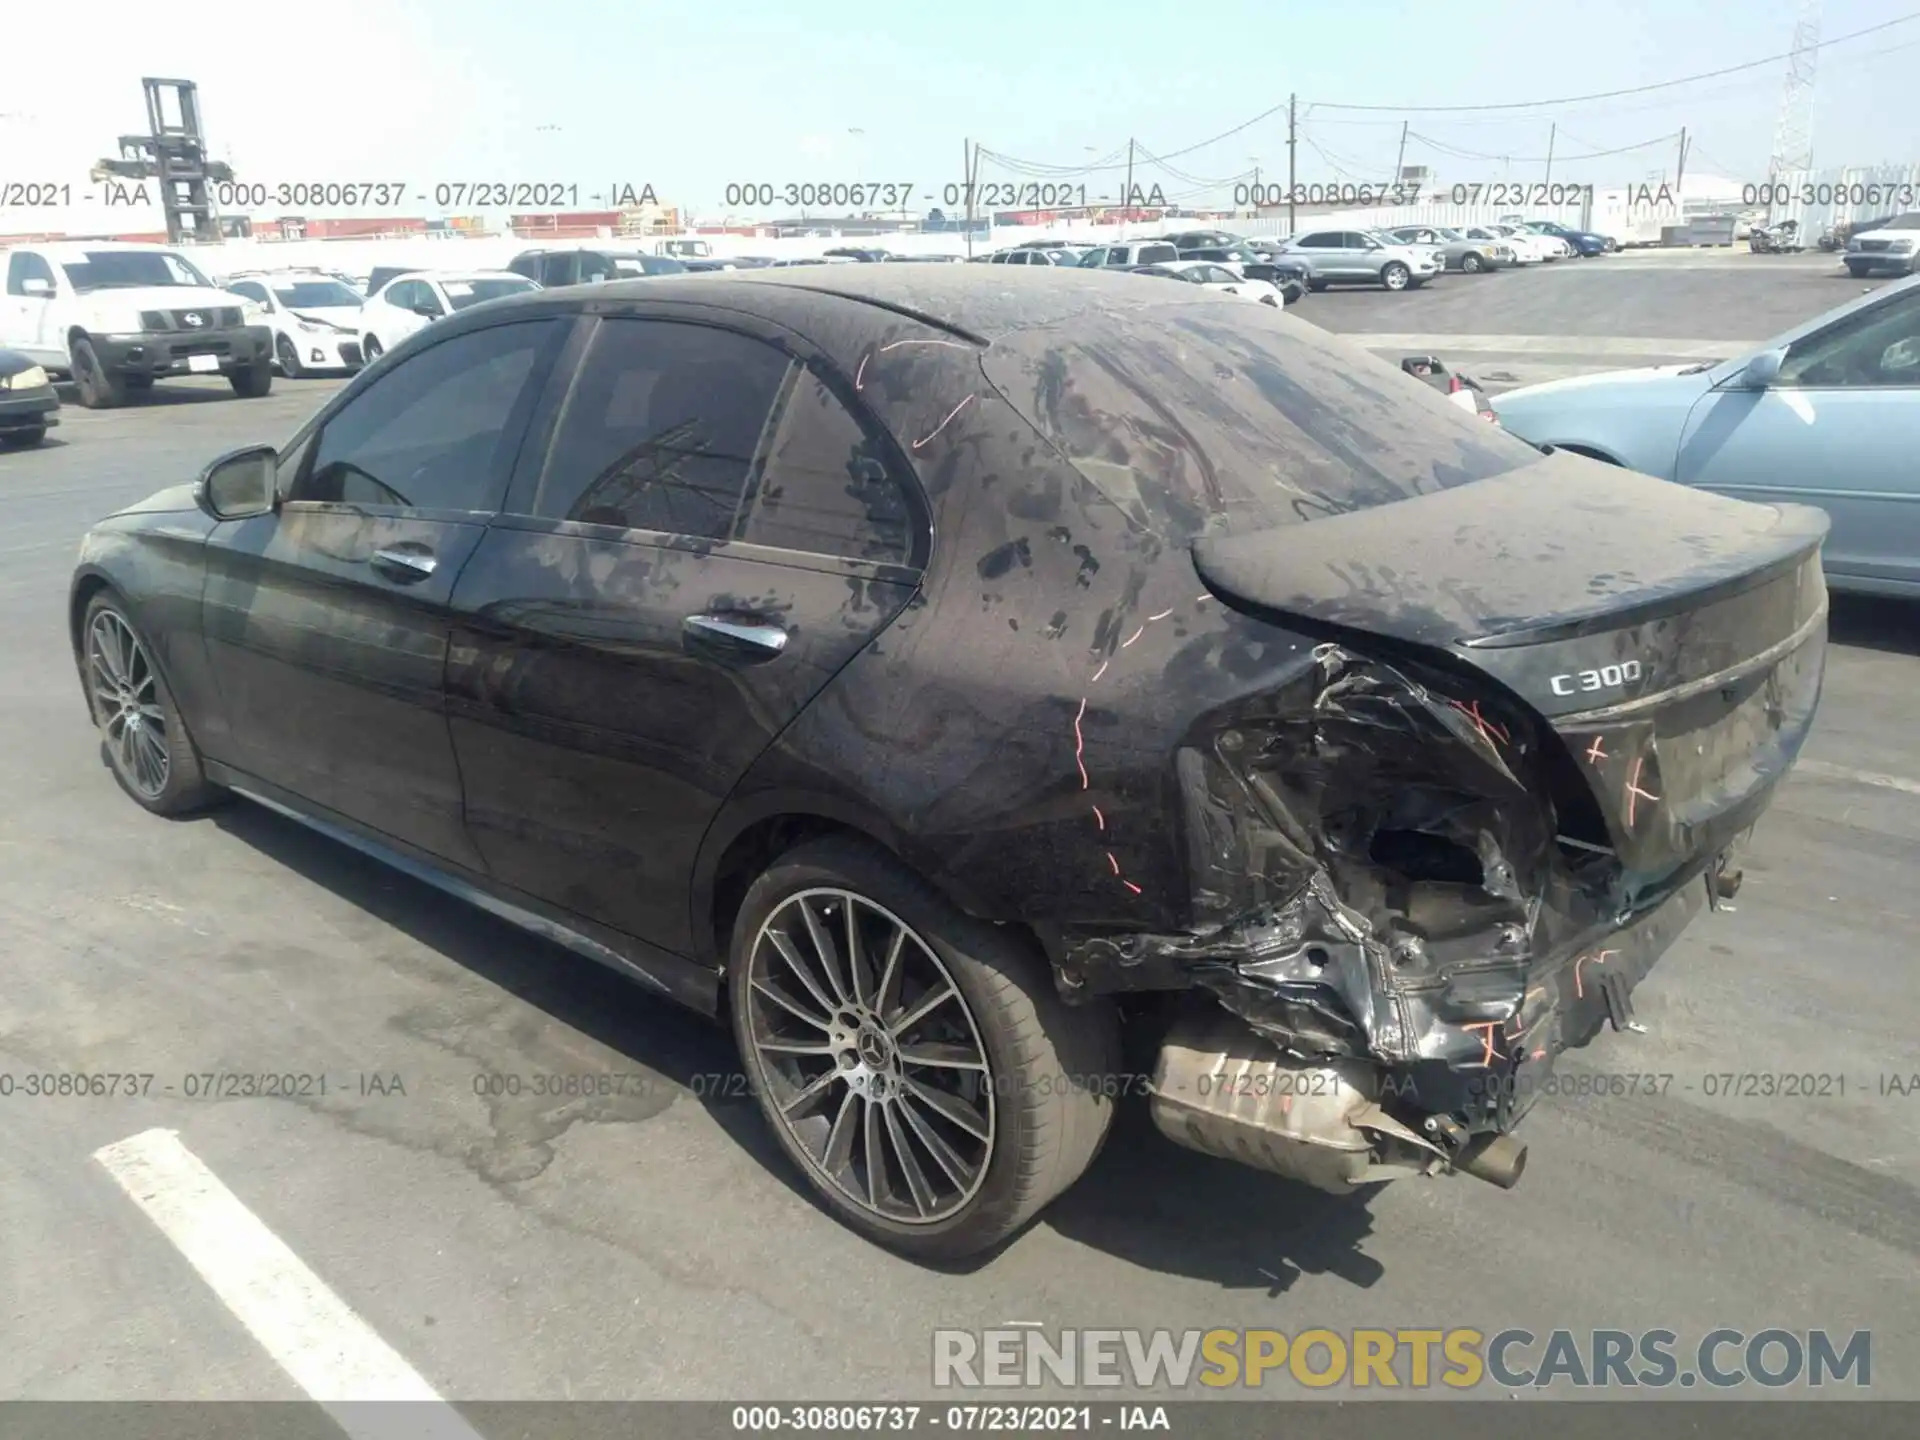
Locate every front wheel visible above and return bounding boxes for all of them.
[70,338,127,409]
[362,335,384,362]
[229,361,273,398]
[729,837,1121,1261]
[81,593,226,816]
[1461,252,1485,273]
[276,334,304,378]
[1381,262,1411,291]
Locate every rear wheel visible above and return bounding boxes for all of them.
[729,836,1121,1261]
[1381,262,1411,291]
[81,593,226,816]
[70,338,127,409]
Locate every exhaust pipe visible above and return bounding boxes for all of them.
[1453,1132,1528,1189]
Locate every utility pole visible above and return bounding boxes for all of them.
[1121,138,1135,236]
[1393,121,1409,185]
[1287,95,1298,234]
[1676,127,1689,193]
[1544,123,1556,184]
[963,138,974,257]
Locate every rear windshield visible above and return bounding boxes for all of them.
[980,304,1540,540]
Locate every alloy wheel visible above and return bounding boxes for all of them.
[744,888,996,1225]
[88,610,170,799]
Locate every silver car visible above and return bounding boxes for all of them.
[1271,228,1442,291]
[1389,225,1512,273]
[1490,275,1920,596]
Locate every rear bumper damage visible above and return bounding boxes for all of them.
[1052,623,1817,1193]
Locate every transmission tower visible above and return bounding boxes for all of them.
[1767,0,1820,181]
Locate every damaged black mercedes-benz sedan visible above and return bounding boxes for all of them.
[70,265,1826,1259]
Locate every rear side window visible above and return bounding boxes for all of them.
[1137,244,1178,264]
[530,318,789,539]
[737,368,916,565]
[981,307,1540,541]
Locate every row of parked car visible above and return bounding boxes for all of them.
[966,218,1615,293]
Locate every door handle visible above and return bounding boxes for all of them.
[683,614,789,661]
[371,545,438,582]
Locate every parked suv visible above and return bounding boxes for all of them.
[507,248,689,286]
[0,242,273,407]
[1843,213,1920,277]
[1075,241,1181,269]
[1272,230,1441,291]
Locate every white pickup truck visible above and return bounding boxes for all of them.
[0,241,275,407]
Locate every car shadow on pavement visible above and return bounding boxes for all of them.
[1829,593,1919,656]
[206,799,1391,1283]
[204,801,801,1165]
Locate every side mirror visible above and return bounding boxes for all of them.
[1741,348,1786,388]
[21,277,54,297]
[412,305,441,320]
[197,445,278,520]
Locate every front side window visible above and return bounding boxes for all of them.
[6,252,56,294]
[291,320,559,512]
[530,319,790,539]
[1779,289,1920,388]
[738,368,915,565]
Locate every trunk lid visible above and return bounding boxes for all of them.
[1191,455,1829,887]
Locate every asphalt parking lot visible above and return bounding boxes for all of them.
[2,253,1917,1411]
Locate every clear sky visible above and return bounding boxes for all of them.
[5,0,1920,219]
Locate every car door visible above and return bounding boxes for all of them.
[198,316,569,866]
[2,250,63,364]
[1674,284,1920,588]
[1287,232,1338,279]
[443,311,926,956]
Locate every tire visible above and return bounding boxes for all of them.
[728,836,1121,1261]
[1847,263,1869,279]
[1306,278,1327,293]
[1461,252,1485,273]
[1,425,47,448]
[1381,262,1411,291]
[362,335,383,362]
[80,592,227,816]
[276,334,304,378]
[229,361,273,398]
[70,337,128,410]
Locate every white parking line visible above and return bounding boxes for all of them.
[1793,758,1920,798]
[93,1128,485,1439]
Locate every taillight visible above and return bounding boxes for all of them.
[1448,376,1464,393]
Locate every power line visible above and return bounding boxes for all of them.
[1310,8,1919,112]
[1408,128,1680,164]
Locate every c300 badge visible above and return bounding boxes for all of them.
[1550,660,1642,697]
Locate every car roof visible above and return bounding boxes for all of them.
[467,263,1262,343]
[409,270,528,283]
[10,239,191,257]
